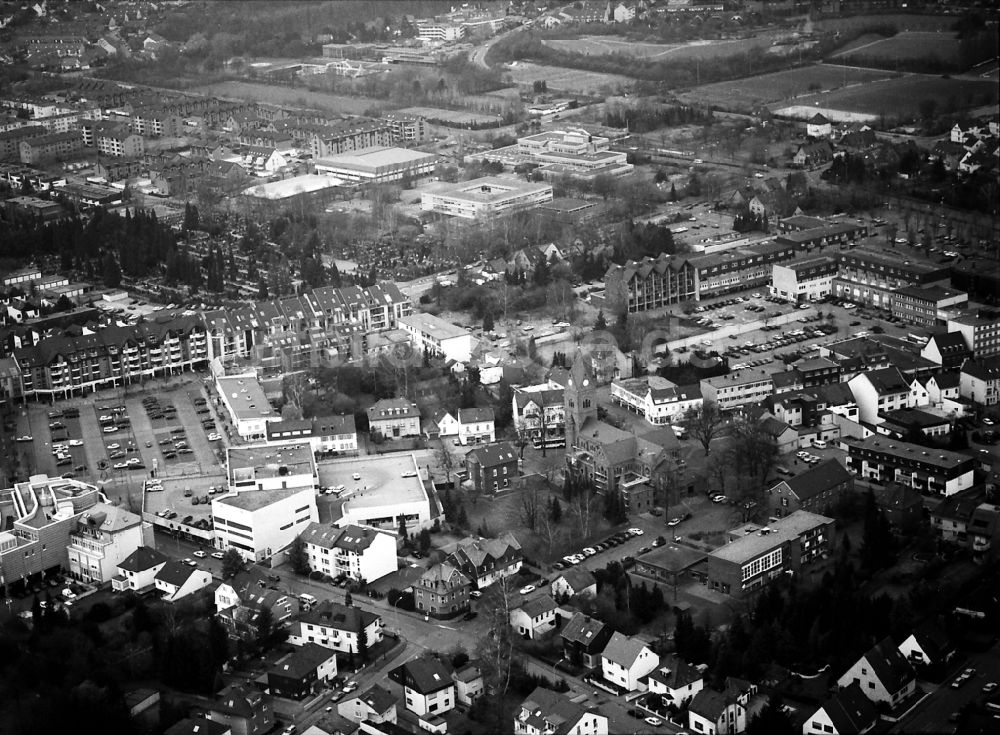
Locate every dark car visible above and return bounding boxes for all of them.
[463,611,478,621]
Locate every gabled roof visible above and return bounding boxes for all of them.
[689,688,734,720]
[354,683,397,714]
[962,360,1000,382]
[155,560,197,588]
[164,717,230,735]
[928,371,960,389]
[517,595,558,619]
[465,441,518,467]
[601,631,651,669]
[458,406,495,424]
[298,599,380,633]
[555,567,596,594]
[817,682,877,734]
[117,546,167,573]
[646,657,702,691]
[856,366,910,395]
[518,687,597,735]
[395,656,454,695]
[860,637,915,694]
[782,458,852,501]
[299,523,391,553]
[907,620,953,663]
[561,612,608,646]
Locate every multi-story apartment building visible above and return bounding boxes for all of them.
[890,284,968,326]
[421,177,553,219]
[310,121,393,158]
[412,562,471,618]
[18,131,84,164]
[834,248,951,308]
[383,113,427,144]
[265,414,358,455]
[604,241,797,311]
[701,369,775,412]
[845,436,975,496]
[96,129,144,158]
[770,255,839,302]
[512,384,566,447]
[705,511,834,599]
[0,125,48,161]
[948,312,1000,358]
[0,474,104,594]
[397,312,474,363]
[130,108,184,138]
[610,376,703,426]
[299,523,398,583]
[416,22,466,42]
[14,315,209,400]
[66,502,148,584]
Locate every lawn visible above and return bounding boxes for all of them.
[189,80,378,114]
[830,31,964,66]
[504,61,634,95]
[788,73,999,118]
[397,106,502,125]
[543,34,780,60]
[677,64,899,111]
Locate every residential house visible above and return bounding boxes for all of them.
[802,683,878,735]
[898,621,955,669]
[513,384,566,446]
[510,595,559,639]
[561,613,613,669]
[111,546,167,593]
[688,688,747,735]
[929,492,1000,561]
[265,643,337,700]
[610,375,703,426]
[793,139,834,167]
[287,599,383,653]
[447,532,523,589]
[457,407,495,446]
[214,569,294,640]
[807,113,833,139]
[836,637,917,706]
[66,503,148,585]
[600,631,658,692]
[513,687,608,735]
[154,560,212,602]
[759,415,799,455]
[766,459,853,518]
[367,398,421,439]
[465,442,520,493]
[205,685,274,735]
[644,656,704,708]
[845,435,975,496]
[925,372,962,412]
[452,660,485,706]
[299,523,398,584]
[165,719,231,735]
[338,684,398,725]
[960,360,999,406]
[390,656,456,718]
[848,367,919,424]
[423,409,459,439]
[550,568,597,600]
[412,562,471,618]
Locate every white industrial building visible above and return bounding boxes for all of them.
[216,373,282,441]
[421,177,553,219]
[212,443,319,561]
[326,454,435,532]
[313,147,438,184]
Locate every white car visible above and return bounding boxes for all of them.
[207,433,221,441]
[127,457,141,465]
[15,435,32,442]
[183,558,197,567]
[582,547,597,557]
[211,551,225,560]
[193,550,207,558]
[113,462,128,469]
[99,415,113,422]
[797,451,810,459]
[627,528,644,536]
[562,555,578,565]
[470,590,482,599]
[61,588,77,600]
[103,426,117,433]
[352,473,361,481]
[107,443,120,450]
[518,585,536,595]
[69,439,83,447]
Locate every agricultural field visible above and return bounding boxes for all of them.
[542,32,786,60]
[830,31,964,66]
[504,61,634,94]
[786,73,999,119]
[189,80,377,114]
[676,64,899,111]
[812,12,960,33]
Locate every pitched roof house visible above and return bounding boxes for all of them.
[687,688,747,735]
[766,458,853,517]
[389,656,456,718]
[550,568,597,599]
[447,532,523,589]
[644,656,704,707]
[600,631,658,692]
[837,637,916,705]
[897,621,955,668]
[513,686,608,735]
[803,682,878,735]
[154,560,212,602]
[561,613,613,668]
[510,595,559,639]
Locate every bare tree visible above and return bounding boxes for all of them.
[517,481,540,531]
[728,416,779,509]
[537,508,562,556]
[683,402,726,457]
[572,487,597,537]
[435,438,454,482]
[479,575,518,720]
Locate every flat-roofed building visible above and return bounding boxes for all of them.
[313,146,437,184]
[773,221,866,251]
[67,502,148,585]
[241,174,343,216]
[891,285,968,326]
[217,373,280,441]
[265,414,358,455]
[701,369,775,412]
[397,313,474,363]
[325,453,435,532]
[845,435,975,497]
[705,510,834,598]
[422,177,553,219]
[771,255,838,302]
[835,248,950,307]
[214,443,319,561]
[948,311,1000,358]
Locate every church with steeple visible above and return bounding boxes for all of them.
[564,349,681,495]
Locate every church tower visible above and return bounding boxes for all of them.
[564,349,597,451]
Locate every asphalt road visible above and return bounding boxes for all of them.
[891,642,1000,734]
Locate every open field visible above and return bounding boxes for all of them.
[788,72,999,118]
[813,13,962,33]
[542,32,785,60]
[189,80,378,114]
[830,30,964,65]
[676,64,898,111]
[504,61,633,94]
[396,106,502,125]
